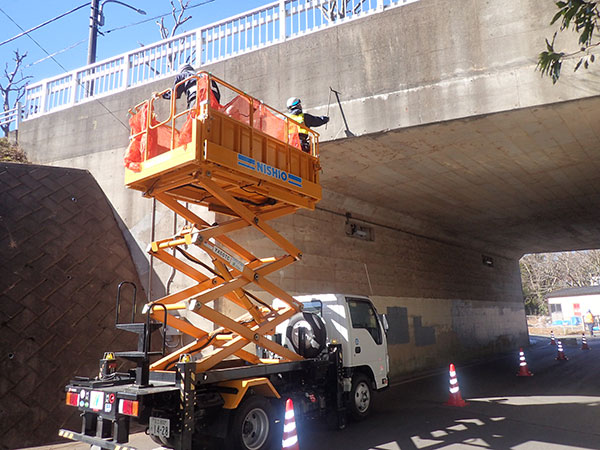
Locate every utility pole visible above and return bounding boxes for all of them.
[87,0,100,65]
[87,0,146,65]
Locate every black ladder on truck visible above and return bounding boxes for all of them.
[115,281,167,386]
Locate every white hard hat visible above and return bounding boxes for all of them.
[286,97,301,110]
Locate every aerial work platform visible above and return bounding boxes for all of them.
[123,72,322,373]
[125,72,321,211]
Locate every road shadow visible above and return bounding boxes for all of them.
[301,344,600,449]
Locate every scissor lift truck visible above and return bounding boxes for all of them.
[59,72,389,450]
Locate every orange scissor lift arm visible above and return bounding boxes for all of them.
[124,72,321,374]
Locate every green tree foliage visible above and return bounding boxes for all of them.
[537,1,600,83]
[0,137,29,163]
[520,250,600,314]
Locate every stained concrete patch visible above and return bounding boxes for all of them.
[414,316,436,346]
[386,306,410,345]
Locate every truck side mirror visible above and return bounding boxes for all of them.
[379,314,389,334]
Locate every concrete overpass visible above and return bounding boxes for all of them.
[16,0,600,375]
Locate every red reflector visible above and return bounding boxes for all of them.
[119,399,139,417]
[66,392,79,407]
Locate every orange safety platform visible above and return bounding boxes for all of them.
[123,72,322,373]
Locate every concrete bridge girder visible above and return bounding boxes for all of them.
[320,96,600,258]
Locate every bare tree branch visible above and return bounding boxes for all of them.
[0,50,31,137]
[156,0,191,40]
[319,0,367,22]
[170,0,191,38]
[521,250,600,315]
[156,17,170,40]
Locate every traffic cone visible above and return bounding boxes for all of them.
[556,340,568,360]
[581,334,590,350]
[445,363,468,407]
[550,330,556,346]
[282,398,299,450]
[516,348,533,376]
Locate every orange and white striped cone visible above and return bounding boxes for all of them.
[282,398,300,450]
[445,363,468,407]
[516,348,533,376]
[550,330,556,346]
[556,340,568,360]
[581,334,590,350]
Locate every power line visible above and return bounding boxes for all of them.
[1,0,219,129]
[25,39,88,68]
[104,0,216,35]
[0,3,88,48]
[0,7,129,131]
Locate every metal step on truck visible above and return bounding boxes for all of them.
[59,72,390,450]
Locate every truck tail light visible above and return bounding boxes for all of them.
[65,392,79,407]
[119,399,139,417]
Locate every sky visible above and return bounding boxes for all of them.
[0,0,274,89]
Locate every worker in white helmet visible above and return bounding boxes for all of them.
[286,97,329,153]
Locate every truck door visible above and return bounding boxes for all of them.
[346,297,388,388]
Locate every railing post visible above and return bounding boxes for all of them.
[279,0,286,41]
[40,81,48,115]
[70,71,79,106]
[15,102,21,130]
[199,28,204,69]
[122,55,130,90]
[377,0,385,11]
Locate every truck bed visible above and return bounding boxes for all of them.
[69,358,329,391]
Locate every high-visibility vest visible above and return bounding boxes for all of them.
[585,312,594,323]
[288,113,309,135]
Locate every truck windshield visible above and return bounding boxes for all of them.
[347,298,382,345]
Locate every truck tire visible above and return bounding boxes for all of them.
[349,374,373,421]
[225,395,277,450]
[149,434,176,449]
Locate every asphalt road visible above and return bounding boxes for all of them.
[30,335,600,450]
[302,335,600,450]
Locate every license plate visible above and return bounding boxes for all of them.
[149,417,170,438]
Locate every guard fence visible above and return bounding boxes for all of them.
[18,0,417,125]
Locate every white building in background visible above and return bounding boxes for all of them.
[546,286,600,326]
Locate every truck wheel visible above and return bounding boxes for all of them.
[149,434,176,449]
[349,374,372,421]
[225,395,276,450]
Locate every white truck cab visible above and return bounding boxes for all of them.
[275,294,390,391]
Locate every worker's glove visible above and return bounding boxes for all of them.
[322,116,330,123]
[162,91,172,100]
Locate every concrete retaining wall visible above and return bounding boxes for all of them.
[0,163,143,448]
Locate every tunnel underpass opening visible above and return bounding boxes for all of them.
[519,249,600,317]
